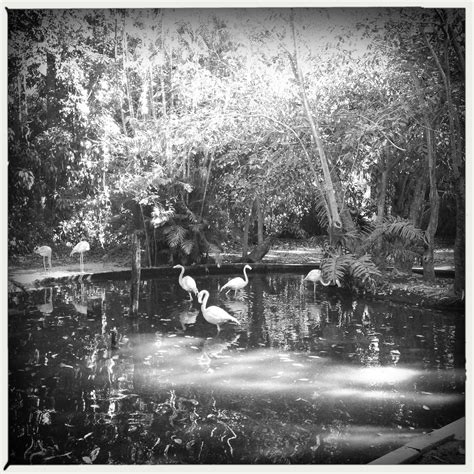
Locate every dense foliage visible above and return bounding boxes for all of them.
[8,8,465,291]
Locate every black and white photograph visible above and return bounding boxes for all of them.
[4,2,470,468]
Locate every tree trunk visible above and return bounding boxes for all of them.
[408,166,427,226]
[289,12,349,234]
[129,231,141,318]
[241,204,253,259]
[122,20,134,121]
[371,158,389,269]
[45,52,56,127]
[255,196,264,244]
[331,175,357,235]
[453,176,465,295]
[160,10,167,117]
[200,152,213,218]
[422,127,440,282]
[424,32,464,294]
[242,237,274,263]
[139,204,152,267]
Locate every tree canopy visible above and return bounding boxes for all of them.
[8,7,465,291]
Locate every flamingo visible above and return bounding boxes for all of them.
[303,269,341,292]
[219,264,252,297]
[34,245,52,271]
[70,241,90,273]
[197,290,240,332]
[173,264,199,300]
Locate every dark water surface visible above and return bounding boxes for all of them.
[8,272,465,464]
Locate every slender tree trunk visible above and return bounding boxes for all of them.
[129,231,141,317]
[46,52,56,127]
[159,11,167,117]
[17,74,22,127]
[424,34,464,292]
[139,204,152,267]
[200,152,213,218]
[149,65,156,120]
[255,196,264,244]
[331,176,357,235]
[422,127,440,282]
[122,19,134,121]
[289,11,349,233]
[409,173,427,226]
[241,203,253,259]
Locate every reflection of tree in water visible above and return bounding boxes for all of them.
[8,276,465,464]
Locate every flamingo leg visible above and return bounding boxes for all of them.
[43,256,46,272]
[187,292,193,301]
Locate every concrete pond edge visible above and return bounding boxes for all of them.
[368,417,465,464]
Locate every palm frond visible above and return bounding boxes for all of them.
[321,253,351,282]
[163,225,187,248]
[349,254,382,282]
[181,239,195,255]
[383,217,423,242]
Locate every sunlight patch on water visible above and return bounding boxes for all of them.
[328,366,420,384]
[324,424,421,447]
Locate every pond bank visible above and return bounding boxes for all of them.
[369,417,465,465]
[8,241,461,310]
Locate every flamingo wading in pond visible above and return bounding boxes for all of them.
[219,264,252,297]
[173,264,199,300]
[304,269,341,292]
[198,290,240,332]
[71,241,90,273]
[34,245,52,271]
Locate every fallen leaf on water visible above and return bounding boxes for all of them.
[90,447,100,462]
[422,405,430,410]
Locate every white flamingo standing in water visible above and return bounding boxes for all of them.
[71,241,90,273]
[173,264,199,300]
[219,264,252,297]
[198,290,240,332]
[34,245,52,271]
[303,269,341,292]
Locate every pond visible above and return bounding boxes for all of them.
[8,271,465,464]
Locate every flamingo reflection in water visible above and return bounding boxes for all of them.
[174,303,199,331]
[37,287,54,316]
[199,333,241,372]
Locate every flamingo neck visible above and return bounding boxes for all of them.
[243,267,249,283]
[178,266,185,282]
[200,291,209,311]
